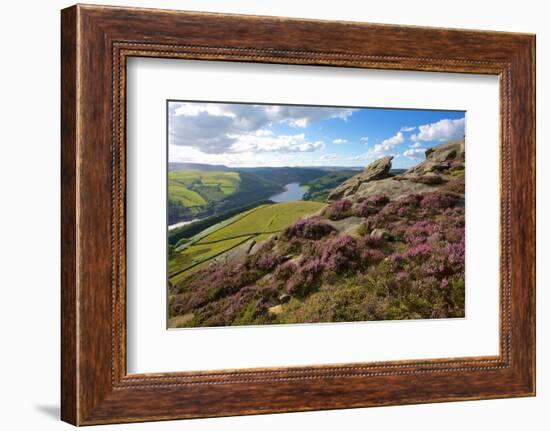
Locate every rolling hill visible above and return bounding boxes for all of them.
[168,201,325,285]
[168,166,332,225]
[168,141,466,328]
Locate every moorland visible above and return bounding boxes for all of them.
[168,140,466,328]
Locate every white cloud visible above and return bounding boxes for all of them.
[366,132,405,158]
[169,102,355,154]
[381,132,405,148]
[410,142,422,148]
[229,133,324,153]
[255,129,274,137]
[403,148,426,158]
[332,138,347,145]
[320,154,340,161]
[173,103,236,118]
[360,136,369,142]
[400,126,416,132]
[411,117,465,142]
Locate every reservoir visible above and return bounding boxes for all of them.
[268,182,307,202]
[168,218,201,231]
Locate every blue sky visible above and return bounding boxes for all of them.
[169,101,465,169]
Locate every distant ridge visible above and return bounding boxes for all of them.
[168,162,230,172]
[169,162,367,173]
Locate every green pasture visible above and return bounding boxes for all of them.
[168,201,325,283]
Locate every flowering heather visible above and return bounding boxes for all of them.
[223,285,279,325]
[273,261,297,281]
[320,235,359,274]
[404,221,440,244]
[359,233,384,248]
[285,257,324,296]
[420,192,460,210]
[353,193,390,217]
[398,193,424,207]
[404,243,433,259]
[253,252,281,272]
[282,216,335,240]
[170,178,465,326]
[359,247,385,267]
[443,178,465,194]
[323,199,352,220]
[445,237,465,269]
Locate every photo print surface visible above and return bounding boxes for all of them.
[167,101,466,329]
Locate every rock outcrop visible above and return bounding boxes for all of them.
[403,140,464,176]
[327,140,465,203]
[328,156,393,200]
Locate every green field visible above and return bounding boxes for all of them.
[168,201,325,284]
[196,201,324,244]
[169,171,239,207]
[168,169,287,224]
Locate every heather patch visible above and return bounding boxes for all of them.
[168,142,466,327]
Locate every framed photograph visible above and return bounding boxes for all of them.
[61,4,536,425]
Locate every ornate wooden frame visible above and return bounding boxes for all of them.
[61,4,536,425]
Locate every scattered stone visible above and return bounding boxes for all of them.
[370,228,393,241]
[278,293,291,304]
[268,304,284,315]
[246,239,256,254]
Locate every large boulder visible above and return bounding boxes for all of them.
[328,156,393,200]
[404,140,464,176]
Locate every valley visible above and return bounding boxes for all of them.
[167,140,466,328]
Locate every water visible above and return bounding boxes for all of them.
[169,183,307,230]
[268,183,307,202]
[168,218,201,231]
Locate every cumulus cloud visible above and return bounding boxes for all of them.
[332,138,347,145]
[411,117,465,142]
[320,154,340,161]
[360,136,369,142]
[403,148,426,158]
[366,132,405,158]
[230,133,324,153]
[400,126,416,132]
[169,102,355,154]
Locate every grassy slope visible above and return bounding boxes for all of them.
[168,169,285,224]
[168,201,325,284]
[169,171,239,207]
[196,201,324,243]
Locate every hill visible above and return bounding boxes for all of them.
[168,201,325,286]
[168,166,332,225]
[302,170,358,202]
[168,170,282,224]
[168,140,466,328]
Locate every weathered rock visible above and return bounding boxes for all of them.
[370,228,393,241]
[405,140,464,176]
[246,239,256,254]
[408,172,444,185]
[326,216,364,234]
[328,156,393,200]
[353,177,436,201]
[278,293,291,304]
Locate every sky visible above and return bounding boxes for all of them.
[168,101,465,169]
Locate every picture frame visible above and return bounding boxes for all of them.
[61,4,535,425]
